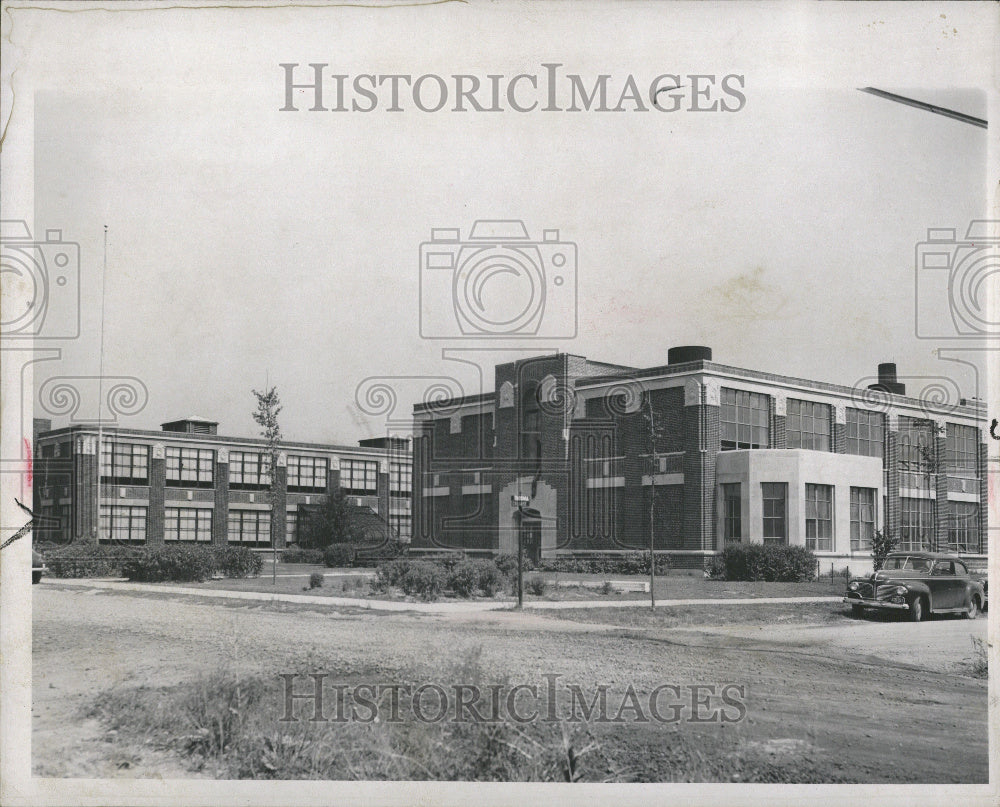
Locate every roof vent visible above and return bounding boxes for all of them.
[667,345,712,364]
[867,362,906,396]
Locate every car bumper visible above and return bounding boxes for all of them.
[843,597,909,611]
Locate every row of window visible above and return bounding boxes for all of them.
[98,443,408,495]
[721,483,981,553]
[724,483,870,552]
[98,505,413,545]
[718,389,978,471]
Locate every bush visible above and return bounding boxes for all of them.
[399,561,445,601]
[494,553,535,579]
[711,544,816,582]
[525,575,548,596]
[122,546,217,583]
[371,558,411,592]
[281,548,325,565]
[43,543,143,578]
[308,571,324,589]
[214,546,263,579]
[870,529,898,572]
[447,559,506,598]
[323,544,356,568]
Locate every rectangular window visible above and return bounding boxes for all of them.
[165,446,214,488]
[99,505,147,543]
[898,417,936,473]
[341,459,378,496]
[845,408,884,458]
[947,501,980,554]
[722,483,742,542]
[761,482,787,544]
[900,497,934,551]
[227,509,271,544]
[390,462,412,498]
[720,388,769,450]
[164,507,212,542]
[228,451,271,490]
[849,487,877,552]
[100,442,149,485]
[390,513,412,542]
[805,484,834,551]
[286,512,298,545]
[287,455,328,492]
[945,424,978,476]
[787,400,831,451]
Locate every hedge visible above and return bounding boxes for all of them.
[281,548,325,565]
[323,544,357,568]
[535,552,671,576]
[45,544,263,582]
[706,544,816,582]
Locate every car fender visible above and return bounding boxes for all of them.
[965,581,985,603]
[895,580,931,600]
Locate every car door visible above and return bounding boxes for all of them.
[929,560,962,609]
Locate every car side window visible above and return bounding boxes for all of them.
[931,561,953,576]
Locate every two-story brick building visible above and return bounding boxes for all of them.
[31,417,412,548]
[411,348,987,571]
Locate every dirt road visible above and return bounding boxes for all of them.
[32,583,989,782]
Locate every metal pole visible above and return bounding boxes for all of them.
[517,507,524,609]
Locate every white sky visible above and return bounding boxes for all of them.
[12,2,995,445]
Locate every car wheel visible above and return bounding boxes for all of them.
[32,571,41,584]
[964,596,979,620]
[908,595,924,623]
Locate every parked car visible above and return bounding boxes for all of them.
[32,549,47,584]
[844,551,984,622]
[965,560,988,611]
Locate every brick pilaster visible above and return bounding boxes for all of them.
[272,465,287,549]
[213,458,229,546]
[978,441,988,554]
[933,433,949,551]
[683,399,720,552]
[885,429,900,537]
[146,455,165,546]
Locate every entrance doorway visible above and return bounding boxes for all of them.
[517,507,542,565]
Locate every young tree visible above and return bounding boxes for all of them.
[870,529,898,572]
[300,488,367,549]
[252,386,282,582]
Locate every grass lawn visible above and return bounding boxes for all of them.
[539,601,849,629]
[135,563,845,605]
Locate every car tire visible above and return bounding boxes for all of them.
[964,596,979,620]
[32,571,42,584]
[908,595,924,623]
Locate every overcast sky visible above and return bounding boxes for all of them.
[17,3,993,445]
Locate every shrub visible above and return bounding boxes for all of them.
[447,559,507,598]
[525,575,548,596]
[600,580,614,596]
[308,571,324,589]
[281,548,325,565]
[447,559,479,598]
[121,546,217,583]
[43,543,143,578]
[494,553,535,579]
[323,544,356,568]
[399,561,445,601]
[475,560,506,597]
[712,544,816,582]
[214,546,263,578]
[372,558,412,591]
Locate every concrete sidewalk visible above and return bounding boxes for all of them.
[44,578,843,614]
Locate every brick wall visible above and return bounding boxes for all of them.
[213,458,229,546]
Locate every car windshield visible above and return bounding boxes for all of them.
[882,556,930,572]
